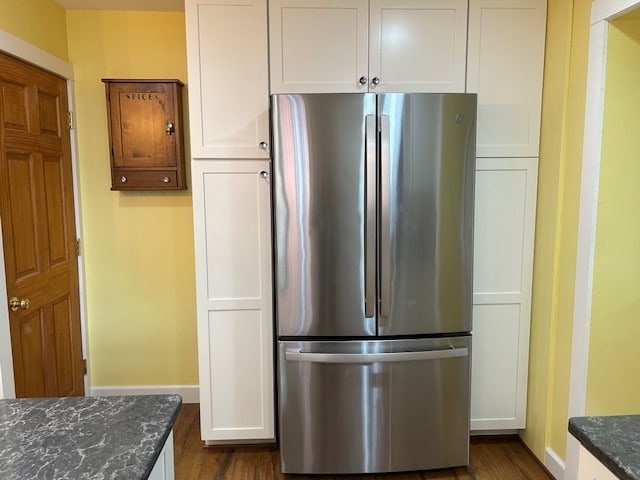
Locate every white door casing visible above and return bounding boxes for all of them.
[565,0,640,477]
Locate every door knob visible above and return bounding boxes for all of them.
[9,297,30,312]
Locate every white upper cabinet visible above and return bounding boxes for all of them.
[369,0,468,93]
[185,0,270,158]
[269,0,468,93]
[467,0,547,157]
[268,0,368,93]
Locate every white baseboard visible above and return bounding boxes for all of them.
[470,429,519,436]
[545,447,566,480]
[89,385,199,403]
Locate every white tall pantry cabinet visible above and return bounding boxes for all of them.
[186,0,547,442]
[467,0,546,430]
[186,0,274,443]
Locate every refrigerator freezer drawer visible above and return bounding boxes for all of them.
[277,336,471,474]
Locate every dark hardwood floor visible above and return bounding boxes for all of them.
[173,404,553,480]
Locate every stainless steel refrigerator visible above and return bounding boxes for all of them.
[272,93,476,474]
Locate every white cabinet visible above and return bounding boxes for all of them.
[191,160,274,443]
[467,0,547,157]
[268,0,468,93]
[468,0,545,431]
[148,431,175,480]
[577,446,618,480]
[186,0,274,444]
[185,0,270,159]
[471,158,538,430]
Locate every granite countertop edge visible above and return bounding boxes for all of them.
[0,394,183,480]
[139,395,183,479]
[569,415,640,480]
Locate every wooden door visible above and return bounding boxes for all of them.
[0,52,84,398]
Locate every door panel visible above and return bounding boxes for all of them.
[269,0,369,93]
[370,0,468,93]
[0,52,84,398]
[378,93,476,336]
[278,337,471,473]
[192,160,275,441]
[272,93,377,337]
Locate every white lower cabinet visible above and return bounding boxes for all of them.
[577,446,618,480]
[471,157,538,430]
[148,431,175,480]
[192,160,274,443]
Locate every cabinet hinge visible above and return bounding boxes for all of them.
[75,238,81,256]
[68,111,74,130]
[82,358,87,375]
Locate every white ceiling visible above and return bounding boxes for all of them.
[53,0,183,11]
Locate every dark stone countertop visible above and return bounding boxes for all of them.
[569,415,640,480]
[0,394,182,480]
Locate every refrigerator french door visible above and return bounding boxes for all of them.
[272,93,476,474]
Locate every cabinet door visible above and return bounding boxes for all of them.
[471,158,538,430]
[577,446,619,480]
[467,0,547,157]
[192,160,274,442]
[185,0,270,158]
[269,0,369,93]
[369,0,468,93]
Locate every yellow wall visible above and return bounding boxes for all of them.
[66,11,198,386]
[586,17,640,414]
[0,0,68,60]
[522,0,591,461]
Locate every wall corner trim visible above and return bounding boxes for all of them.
[545,447,566,480]
[89,385,200,404]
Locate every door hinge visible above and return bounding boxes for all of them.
[68,111,74,130]
[82,358,87,375]
[75,239,81,256]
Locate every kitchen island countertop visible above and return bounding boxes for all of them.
[569,415,640,480]
[0,394,181,480]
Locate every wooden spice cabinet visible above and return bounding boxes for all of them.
[103,79,186,190]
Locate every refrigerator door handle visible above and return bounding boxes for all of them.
[285,347,468,364]
[379,114,391,317]
[364,114,377,318]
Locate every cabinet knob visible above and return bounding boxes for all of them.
[165,121,175,135]
[120,176,127,183]
[259,170,269,179]
[358,76,368,85]
[259,141,268,150]
[371,77,380,87]
[162,176,170,183]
